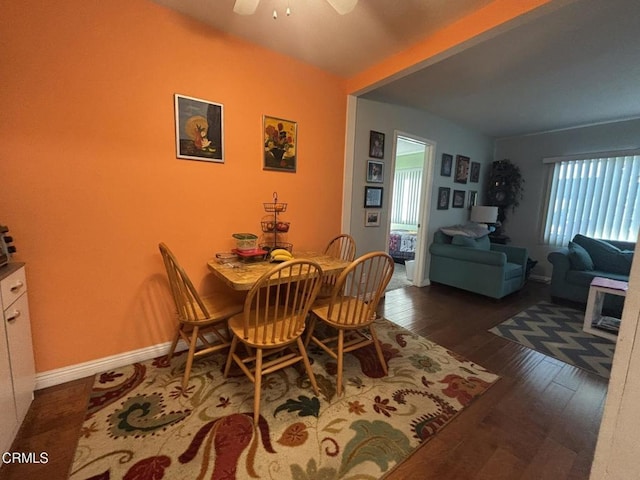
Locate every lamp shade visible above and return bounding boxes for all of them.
[470,205,498,224]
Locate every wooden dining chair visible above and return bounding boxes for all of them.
[317,234,356,300]
[306,251,394,396]
[159,242,245,389]
[223,259,323,424]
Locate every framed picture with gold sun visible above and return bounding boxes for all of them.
[174,94,224,163]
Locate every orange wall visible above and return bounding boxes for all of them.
[0,0,557,374]
[0,0,347,372]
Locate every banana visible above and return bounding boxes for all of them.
[272,254,294,262]
[270,248,292,258]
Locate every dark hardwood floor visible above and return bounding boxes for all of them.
[0,280,607,480]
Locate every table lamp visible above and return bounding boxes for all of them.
[470,205,499,230]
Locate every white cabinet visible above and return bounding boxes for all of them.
[0,263,35,453]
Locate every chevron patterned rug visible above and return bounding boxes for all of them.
[489,301,616,378]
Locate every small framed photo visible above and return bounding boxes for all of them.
[367,160,384,183]
[263,115,297,173]
[437,187,450,210]
[453,189,466,208]
[365,210,381,227]
[454,155,470,184]
[174,94,224,163]
[468,190,478,208]
[364,186,383,208]
[369,131,385,159]
[470,162,481,183]
[441,153,453,177]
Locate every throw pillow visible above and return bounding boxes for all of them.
[452,235,475,248]
[476,235,491,250]
[610,250,634,275]
[568,241,594,271]
[452,234,490,250]
[573,234,633,275]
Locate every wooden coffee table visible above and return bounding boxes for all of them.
[583,276,628,341]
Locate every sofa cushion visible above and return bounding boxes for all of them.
[566,269,630,288]
[452,234,490,250]
[568,241,594,271]
[573,234,633,275]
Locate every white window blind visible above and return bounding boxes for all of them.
[391,168,422,225]
[542,151,640,246]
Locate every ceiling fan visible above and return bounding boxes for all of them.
[233,0,358,16]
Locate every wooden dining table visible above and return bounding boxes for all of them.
[207,251,351,291]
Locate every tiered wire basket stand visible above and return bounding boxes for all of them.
[260,192,293,253]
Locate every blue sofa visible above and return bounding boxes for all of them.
[547,234,634,313]
[429,230,528,299]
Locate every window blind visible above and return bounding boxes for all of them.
[542,153,640,246]
[391,168,422,225]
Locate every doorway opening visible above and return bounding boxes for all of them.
[387,133,433,288]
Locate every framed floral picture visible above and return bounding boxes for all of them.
[367,160,384,183]
[454,155,470,183]
[453,189,466,208]
[441,153,453,177]
[369,131,385,159]
[437,187,450,210]
[174,94,224,163]
[264,115,297,172]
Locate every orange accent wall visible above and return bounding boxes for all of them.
[1,0,555,374]
[347,0,555,94]
[0,0,347,372]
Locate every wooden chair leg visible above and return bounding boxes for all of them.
[336,330,345,396]
[167,328,181,359]
[253,349,263,425]
[182,326,199,389]
[304,315,317,347]
[370,326,388,375]
[223,336,239,378]
[297,338,319,395]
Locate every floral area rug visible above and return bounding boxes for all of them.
[70,318,499,479]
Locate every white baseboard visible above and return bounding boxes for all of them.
[35,341,174,390]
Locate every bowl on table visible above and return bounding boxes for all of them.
[232,233,258,252]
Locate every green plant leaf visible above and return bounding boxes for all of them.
[322,417,348,434]
[274,395,320,418]
[340,420,412,476]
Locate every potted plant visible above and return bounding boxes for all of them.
[486,159,524,231]
[487,159,524,206]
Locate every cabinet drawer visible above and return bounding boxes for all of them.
[1,266,27,307]
[4,292,35,424]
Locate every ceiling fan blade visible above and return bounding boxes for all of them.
[326,0,358,15]
[233,0,260,15]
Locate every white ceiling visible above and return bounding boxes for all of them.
[154,0,640,138]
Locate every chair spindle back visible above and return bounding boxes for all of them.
[159,242,208,322]
[327,252,394,327]
[242,260,323,345]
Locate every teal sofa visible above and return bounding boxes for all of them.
[429,230,528,299]
[547,234,634,313]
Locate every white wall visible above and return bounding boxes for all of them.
[495,118,640,278]
[351,98,494,281]
[590,226,640,478]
